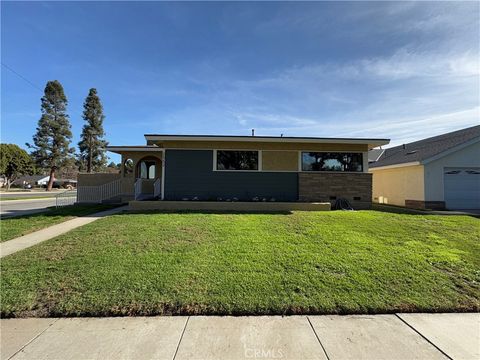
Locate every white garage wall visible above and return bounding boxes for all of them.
[424,141,480,202]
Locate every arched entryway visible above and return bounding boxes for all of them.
[135,156,162,200]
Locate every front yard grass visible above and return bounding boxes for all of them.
[1,210,478,317]
[0,204,116,242]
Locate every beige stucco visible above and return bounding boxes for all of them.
[119,151,163,177]
[261,151,298,171]
[78,151,164,198]
[152,140,368,152]
[370,165,425,206]
[77,173,120,186]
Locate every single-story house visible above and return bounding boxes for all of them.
[77,134,390,209]
[12,176,77,188]
[369,125,480,210]
[12,175,49,187]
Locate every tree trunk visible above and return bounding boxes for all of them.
[87,133,92,173]
[88,149,92,173]
[6,179,11,191]
[46,166,56,191]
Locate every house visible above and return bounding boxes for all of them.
[12,175,49,187]
[77,133,389,209]
[369,125,480,210]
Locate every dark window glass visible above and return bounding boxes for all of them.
[217,151,258,171]
[302,152,363,172]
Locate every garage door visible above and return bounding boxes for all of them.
[444,167,480,209]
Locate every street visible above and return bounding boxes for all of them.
[0,198,57,217]
[0,191,60,200]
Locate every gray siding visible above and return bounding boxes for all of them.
[165,150,298,201]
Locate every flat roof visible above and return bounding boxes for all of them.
[144,134,390,147]
[107,146,162,153]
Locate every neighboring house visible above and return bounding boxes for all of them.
[36,176,52,186]
[77,134,390,209]
[12,175,48,187]
[369,125,480,210]
[12,175,77,188]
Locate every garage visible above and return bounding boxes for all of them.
[444,167,480,210]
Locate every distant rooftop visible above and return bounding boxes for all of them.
[370,125,480,168]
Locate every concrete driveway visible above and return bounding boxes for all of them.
[1,313,478,360]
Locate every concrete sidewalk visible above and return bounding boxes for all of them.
[1,313,478,360]
[0,206,127,258]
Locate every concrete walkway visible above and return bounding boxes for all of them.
[1,313,478,360]
[0,206,127,258]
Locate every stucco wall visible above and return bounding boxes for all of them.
[370,165,425,206]
[262,151,298,171]
[424,141,480,201]
[120,151,163,178]
[77,173,120,186]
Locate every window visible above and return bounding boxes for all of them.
[139,160,156,179]
[216,150,258,171]
[301,152,363,172]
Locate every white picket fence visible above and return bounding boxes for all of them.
[77,178,122,203]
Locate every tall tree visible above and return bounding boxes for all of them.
[0,144,34,190]
[78,88,108,173]
[27,80,74,191]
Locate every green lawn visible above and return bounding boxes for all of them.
[1,210,479,317]
[0,204,116,242]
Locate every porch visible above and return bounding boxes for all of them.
[77,146,164,203]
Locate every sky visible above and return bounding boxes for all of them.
[1,1,479,163]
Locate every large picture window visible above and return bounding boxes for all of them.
[216,150,259,171]
[302,152,363,172]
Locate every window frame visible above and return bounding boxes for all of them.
[213,149,262,172]
[299,151,364,173]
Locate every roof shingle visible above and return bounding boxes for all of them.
[370,125,480,168]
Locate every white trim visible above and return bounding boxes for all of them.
[369,161,421,171]
[145,135,390,148]
[422,137,480,164]
[212,149,217,171]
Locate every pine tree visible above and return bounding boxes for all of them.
[28,80,74,191]
[78,88,108,173]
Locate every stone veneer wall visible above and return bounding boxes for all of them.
[299,172,372,209]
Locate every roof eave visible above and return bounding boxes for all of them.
[369,161,421,171]
[107,146,163,154]
[144,134,390,148]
